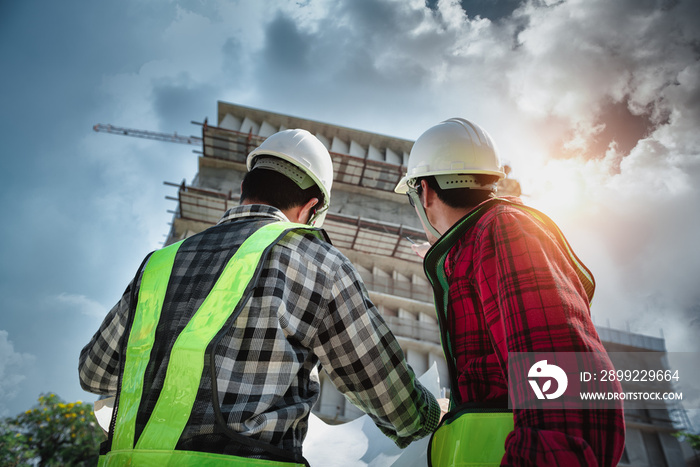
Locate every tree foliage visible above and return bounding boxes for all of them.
[675,430,700,451]
[0,393,105,467]
[0,424,35,467]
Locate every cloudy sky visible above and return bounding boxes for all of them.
[1,0,699,427]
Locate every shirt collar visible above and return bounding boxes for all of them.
[217,204,290,226]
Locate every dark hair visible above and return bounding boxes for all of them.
[418,175,497,208]
[240,168,324,211]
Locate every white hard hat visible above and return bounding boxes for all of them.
[247,129,333,227]
[395,118,505,194]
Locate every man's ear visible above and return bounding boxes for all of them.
[298,197,319,224]
[420,179,436,208]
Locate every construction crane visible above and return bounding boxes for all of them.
[93,123,203,146]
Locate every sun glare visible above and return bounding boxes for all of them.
[522,159,588,223]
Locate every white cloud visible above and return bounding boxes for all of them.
[0,330,35,417]
[55,293,109,318]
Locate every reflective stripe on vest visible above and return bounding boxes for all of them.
[112,238,183,452]
[99,449,304,467]
[428,409,514,467]
[105,221,323,466]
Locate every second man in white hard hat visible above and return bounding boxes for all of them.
[397,118,625,466]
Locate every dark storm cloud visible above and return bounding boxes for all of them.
[249,2,437,130]
[424,0,523,21]
[323,3,431,90]
[222,36,244,75]
[504,0,700,161]
[258,1,407,89]
[556,100,656,166]
[338,0,423,36]
[262,13,312,73]
[152,77,220,132]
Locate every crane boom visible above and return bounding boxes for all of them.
[93,123,202,146]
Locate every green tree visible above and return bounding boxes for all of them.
[1,393,105,467]
[0,422,36,467]
[675,430,700,451]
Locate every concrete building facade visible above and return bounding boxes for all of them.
[163,101,694,466]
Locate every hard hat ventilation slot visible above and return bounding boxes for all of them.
[436,174,496,191]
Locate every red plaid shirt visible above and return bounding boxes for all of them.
[443,198,625,466]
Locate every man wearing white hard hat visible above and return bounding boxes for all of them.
[80,129,444,466]
[396,119,625,466]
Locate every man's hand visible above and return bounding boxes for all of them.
[437,398,450,422]
[410,241,431,259]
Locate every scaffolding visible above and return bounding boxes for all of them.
[165,180,426,264]
[195,119,408,194]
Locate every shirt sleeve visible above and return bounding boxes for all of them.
[78,281,132,395]
[473,209,625,467]
[311,261,441,448]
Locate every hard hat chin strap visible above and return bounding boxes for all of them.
[407,189,442,240]
[307,205,328,227]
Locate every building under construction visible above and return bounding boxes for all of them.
[144,101,693,466]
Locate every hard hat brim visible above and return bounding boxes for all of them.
[394,168,505,194]
[394,177,409,194]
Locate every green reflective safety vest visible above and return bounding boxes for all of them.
[429,407,514,467]
[424,198,595,467]
[100,222,326,467]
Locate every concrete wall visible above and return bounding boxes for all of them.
[330,189,421,231]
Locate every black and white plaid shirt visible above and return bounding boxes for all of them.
[79,205,440,460]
